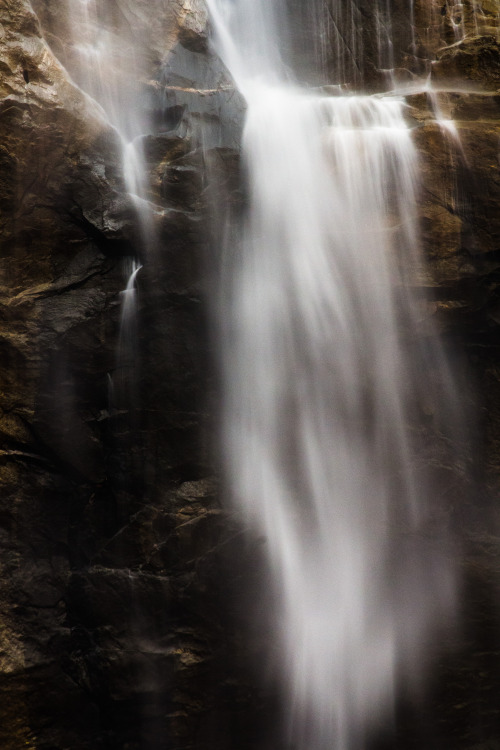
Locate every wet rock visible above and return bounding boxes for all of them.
[432,36,500,90]
[30,0,183,76]
[407,90,500,122]
[414,118,500,276]
[156,41,245,150]
[0,1,251,742]
[62,479,271,750]
[414,0,500,61]
[178,0,210,54]
[0,0,198,746]
[403,42,500,745]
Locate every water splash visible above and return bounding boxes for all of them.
[208,1,461,748]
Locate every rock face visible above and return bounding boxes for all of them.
[1,0,500,748]
[388,5,500,747]
[432,35,500,88]
[0,1,249,748]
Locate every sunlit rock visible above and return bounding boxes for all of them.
[433,35,500,89]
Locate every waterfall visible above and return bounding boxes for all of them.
[207,1,461,748]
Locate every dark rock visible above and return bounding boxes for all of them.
[156,42,246,149]
[0,0,222,746]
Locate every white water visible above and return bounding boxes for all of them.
[208,1,459,748]
[119,259,143,385]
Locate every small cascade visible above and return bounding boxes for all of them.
[472,0,500,37]
[313,0,365,85]
[424,76,460,140]
[440,0,500,41]
[123,139,156,246]
[448,0,467,40]
[60,0,158,253]
[207,1,462,748]
[59,0,158,418]
[119,259,143,372]
[281,0,410,88]
[63,0,152,198]
[110,259,143,463]
[374,0,395,75]
[409,0,418,63]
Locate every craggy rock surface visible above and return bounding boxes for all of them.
[0,1,249,748]
[432,35,500,89]
[414,0,500,60]
[2,0,500,749]
[0,3,128,746]
[401,7,500,749]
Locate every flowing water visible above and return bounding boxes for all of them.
[50,0,464,745]
[58,0,154,405]
[207,1,460,748]
[441,1,500,40]
[61,0,152,204]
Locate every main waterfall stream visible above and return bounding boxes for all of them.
[207,1,462,748]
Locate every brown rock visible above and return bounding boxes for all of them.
[432,35,500,90]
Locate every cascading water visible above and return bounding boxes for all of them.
[63,0,152,209]
[117,259,143,407]
[207,1,461,747]
[439,1,500,40]
[59,0,154,406]
[448,0,467,39]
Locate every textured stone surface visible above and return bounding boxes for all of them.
[0,2,133,747]
[0,0,238,747]
[433,35,500,89]
[400,9,500,747]
[414,0,500,61]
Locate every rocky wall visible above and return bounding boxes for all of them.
[395,4,500,747]
[0,1,253,748]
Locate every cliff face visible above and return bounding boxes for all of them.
[0,2,247,748]
[408,8,500,745]
[1,4,129,747]
[1,1,500,748]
